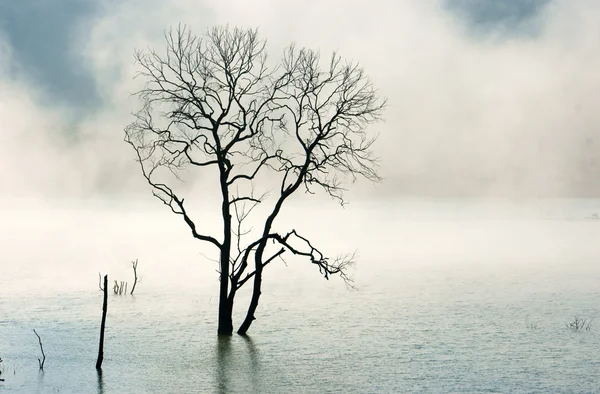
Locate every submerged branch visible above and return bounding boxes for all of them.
[32,329,45,371]
[130,259,139,295]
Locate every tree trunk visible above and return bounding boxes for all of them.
[217,227,233,335]
[218,281,233,335]
[96,275,108,369]
[237,274,261,335]
[238,198,284,335]
[217,161,234,336]
[237,249,264,335]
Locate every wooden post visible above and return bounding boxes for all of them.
[96,275,108,370]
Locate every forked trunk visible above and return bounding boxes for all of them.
[237,250,264,335]
[237,281,260,335]
[238,195,287,335]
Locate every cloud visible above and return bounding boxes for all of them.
[384,0,600,197]
[443,0,552,37]
[1,0,599,199]
[0,0,100,109]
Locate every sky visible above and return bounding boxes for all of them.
[0,0,599,200]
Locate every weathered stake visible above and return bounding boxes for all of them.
[96,275,108,370]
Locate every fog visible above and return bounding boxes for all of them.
[1,0,600,291]
[1,1,599,282]
[0,0,598,200]
[1,1,598,290]
[3,5,600,391]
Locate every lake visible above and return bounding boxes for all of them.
[1,198,600,393]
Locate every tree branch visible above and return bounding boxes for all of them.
[236,248,285,289]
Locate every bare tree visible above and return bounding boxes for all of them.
[125,25,385,335]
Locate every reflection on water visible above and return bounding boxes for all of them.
[97,369,104,394]
[215,336,231,393]
[242,335,261,391]
[215,335,262,393]
[36,370,44,388]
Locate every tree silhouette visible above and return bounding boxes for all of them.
[125,25,385,335]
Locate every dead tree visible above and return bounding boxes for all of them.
[125,25,385,335]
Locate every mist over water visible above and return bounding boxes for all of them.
[2,199,600,392]
[2,0,600,392]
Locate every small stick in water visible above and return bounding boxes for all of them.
[33,329,46,370]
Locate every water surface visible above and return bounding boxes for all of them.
[1,199,600,393]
